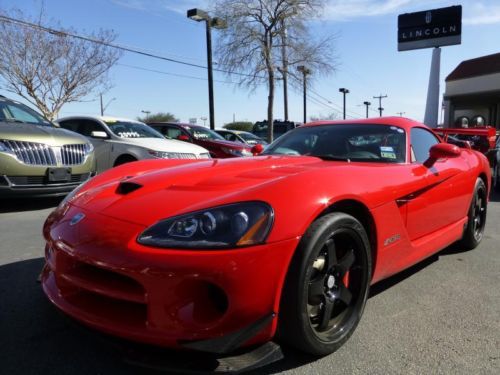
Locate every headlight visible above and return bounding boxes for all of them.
[221,147,252,157]
[148,150,197,159]
[137,201,274,249]
[83,142,94,155]
[0,140,14,155]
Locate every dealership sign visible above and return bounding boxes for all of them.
[398,6,462,51]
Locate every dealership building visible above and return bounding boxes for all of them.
[442,52,500,129]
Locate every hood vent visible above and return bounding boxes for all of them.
[116,181,143,195]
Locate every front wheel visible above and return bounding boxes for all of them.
[278,212,371,356]
[460,178,487,250]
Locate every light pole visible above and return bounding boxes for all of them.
[141,110,151,121]
[363,101,371,118]
[297,65,311,123]
[200,116,207,126]
[100,94,116,116]
[339,88,349,120]
[187,8,227,130]
[397,111,406,117]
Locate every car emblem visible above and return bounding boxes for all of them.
[70,213,85,226]
[425,11,432,24]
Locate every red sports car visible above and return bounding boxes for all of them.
[41,118,490,360]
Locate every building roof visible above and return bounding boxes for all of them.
[446,52,500,82]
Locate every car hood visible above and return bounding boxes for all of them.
[70,155,328,226]
[116,137,209,154]
[0,121,89,145]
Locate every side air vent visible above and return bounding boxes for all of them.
[116,181,143,195]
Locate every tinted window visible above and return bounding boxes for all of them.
[163,126,184,139]
[411,128,439,163]
[263,124,406,163]
[59,119,104,136]
[58,120,80,132]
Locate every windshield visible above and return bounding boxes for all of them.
[106,121,164,139]
[263,124,406,163]
[184,125,225,141]
[239,132,265,143]
[0,99,53,126]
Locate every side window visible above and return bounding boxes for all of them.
[411,128,439,163]
[79,120,105,137]
[58,120,80,133]
[224,133,238,142]
[165,126,183,139]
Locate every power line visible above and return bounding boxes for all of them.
[116,63,237,84]
[0,14,255,79]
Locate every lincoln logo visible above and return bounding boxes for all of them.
[70,213,85,226]
[425,11,432,24]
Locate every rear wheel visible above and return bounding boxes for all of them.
[460,178,487,249]
[278,212,371,356]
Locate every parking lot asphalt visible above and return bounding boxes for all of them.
[0,192,499,375]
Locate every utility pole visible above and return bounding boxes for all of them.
[373,94,388,117]
[100,94,115,116]
[397,112,405,117]
[363,101,371,118]
[100,94,103,116]
[297,65,311,123]
[339,88,350,120]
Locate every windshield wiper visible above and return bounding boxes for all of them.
[314,155,351,162]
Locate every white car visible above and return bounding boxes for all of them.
[56,116,210,173]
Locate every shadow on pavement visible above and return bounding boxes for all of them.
[0,197,62,213]
[0,235,485,374]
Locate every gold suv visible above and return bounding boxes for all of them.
[0,96,95,197]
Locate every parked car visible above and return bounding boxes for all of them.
[42,117,490,370]
[215,129,268,146]
[148,122,253,158]
[0,96,95,197]
[252,119,299,141]
[56,116,211,173]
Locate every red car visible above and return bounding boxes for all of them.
[148,122,253,158]
[42,118,490,362]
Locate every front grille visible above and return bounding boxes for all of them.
[7,173,90,186]
[2,140,56,165]
[61,144,87,165]
[169,152,196,159]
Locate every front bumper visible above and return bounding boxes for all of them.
[41,205,299,350]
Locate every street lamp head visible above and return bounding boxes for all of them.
[339,88,350,94]
[363,101,371,105]
[297,65,311,74]
[187,8,209,22]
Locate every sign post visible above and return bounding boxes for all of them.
[398,6,462,127]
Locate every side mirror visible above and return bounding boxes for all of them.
[177,134,190,142]
[251,143,264,155]
[90,130,109,139]
[424,143,460,167]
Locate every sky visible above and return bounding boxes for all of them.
[0,0,499,126]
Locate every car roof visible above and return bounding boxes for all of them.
[305,117,427,131]
[57,115,144,124]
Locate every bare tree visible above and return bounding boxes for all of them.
[0,8,121,120]
[214,0,337,142]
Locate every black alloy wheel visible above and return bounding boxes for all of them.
[278,212,371,356]
[461,178,487,249]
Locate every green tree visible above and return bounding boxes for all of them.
[223,121,253,131]
[137,112,179,123]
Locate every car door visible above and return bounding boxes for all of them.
[78,120,112,173]
[405,127,470,241]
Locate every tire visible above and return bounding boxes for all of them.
[460,178,487,250]
[113,155,137,167]
[494,163,500,192]
[278,212,372,356]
